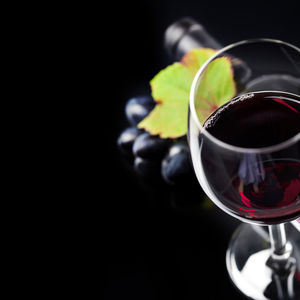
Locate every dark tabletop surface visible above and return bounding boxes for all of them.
[99,1,299,299]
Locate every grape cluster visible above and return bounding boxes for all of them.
[117,95,195,185]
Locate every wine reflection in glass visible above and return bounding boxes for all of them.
[188,39,300,300]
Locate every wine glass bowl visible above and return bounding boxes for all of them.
[188,39,300,299]
[188,39,300,225]
[189,91,300,225]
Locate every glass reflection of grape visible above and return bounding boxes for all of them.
[188,39,300,299]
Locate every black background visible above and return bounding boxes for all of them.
[100,1,299,299]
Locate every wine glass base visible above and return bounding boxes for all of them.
[226,223,300,300]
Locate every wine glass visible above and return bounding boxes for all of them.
[188,39,300,299]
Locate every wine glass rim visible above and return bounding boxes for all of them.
[189,38,300,154]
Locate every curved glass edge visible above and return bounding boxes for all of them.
[189,38,300,155]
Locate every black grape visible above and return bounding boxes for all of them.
[119,94,196,186]
[161,143,193,185]
[117,127,142,155]
[133,132,171,159]
[134,156,161,178]
[125,95,155,126]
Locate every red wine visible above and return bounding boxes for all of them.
[205,92,300,148]
[202,91,300,223]
[233,159,300,211]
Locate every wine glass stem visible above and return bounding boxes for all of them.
[268,224,288,256]
[268,224,296,299]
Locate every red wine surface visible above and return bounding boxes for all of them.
[205,92,300,148]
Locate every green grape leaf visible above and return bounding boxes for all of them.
[138,48,236,138]
[195,57,236,125]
